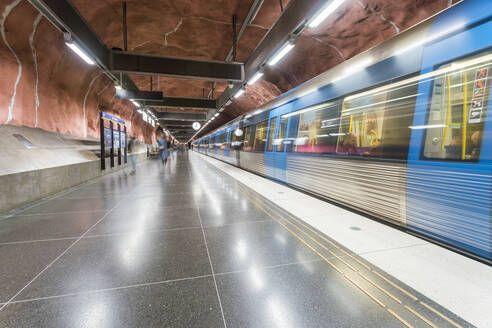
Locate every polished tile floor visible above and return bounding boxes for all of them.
[0,152,466,327]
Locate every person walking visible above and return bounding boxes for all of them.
[157,131,170,165]
[128,134,137,174]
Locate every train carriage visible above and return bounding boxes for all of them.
[195,0,492,263]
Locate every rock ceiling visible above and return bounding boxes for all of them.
[71,0,460,138]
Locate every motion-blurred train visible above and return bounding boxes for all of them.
[194,0,492,263]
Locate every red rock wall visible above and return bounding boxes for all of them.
[0,0,156,144]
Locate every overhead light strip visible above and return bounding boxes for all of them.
[308,0,348,29]
[65,41,95,65]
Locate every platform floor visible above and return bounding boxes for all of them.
[0,152,483,327]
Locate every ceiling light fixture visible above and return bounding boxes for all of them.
[234,87,246,98]
[268,40,295,66]
[65,40,95,65]
[247,71,264,85]
[308,0,348,29]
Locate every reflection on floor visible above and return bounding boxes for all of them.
[0,152,472,327]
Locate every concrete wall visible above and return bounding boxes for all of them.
[0,125,150,214]
[0,153,147,214]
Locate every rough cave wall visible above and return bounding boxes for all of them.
[0,0,156,144]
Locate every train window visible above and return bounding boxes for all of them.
[242,125,255,151]
[280,101,341,153]
[253,120,268,151]
[336,76,417,158]
[275,116,288,152]
[423,54,491,161]
[267,117,277,152]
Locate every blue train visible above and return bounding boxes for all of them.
[194,0,492,263]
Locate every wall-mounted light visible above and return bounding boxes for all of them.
[308,0,347,29]
[268,39,295,66]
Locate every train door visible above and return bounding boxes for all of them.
[407,52,492,260]
[272,114,288,182]
[224,130,231,159]
[264,115,277,179]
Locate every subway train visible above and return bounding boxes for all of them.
[194,0,492,263]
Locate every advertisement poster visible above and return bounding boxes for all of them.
[104,127,112,148]
[113,129,120,148]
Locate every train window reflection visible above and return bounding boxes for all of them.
[267,118,277,152]
[232,127,244,150]
[336,77,417,158]
[281,101,341,153]
[242,125,255,151]
[253,120,268,151]
[423,54,491,161]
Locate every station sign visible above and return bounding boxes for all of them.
[101,112,125,125]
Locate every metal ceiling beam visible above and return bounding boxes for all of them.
[159,120,195,126]
[156,112,207,121]
[213,0,326,117]
[29,0,110,68]
[116,88,163,100]
[27,0,224,112]
[144,97,217,109]
[110,50,244,82]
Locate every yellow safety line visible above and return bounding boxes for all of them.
[387,309,414,328]
[442,74,452,149]
[344,275,387,308]
[420,301,464,328]
[358,272,402,304]
[462,72,468,159]
[404,305,436,328]
[220,172,461,328]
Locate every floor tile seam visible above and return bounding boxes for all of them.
[202,219,273,229]
[4,209,110,217]
[189,166,228,328]
[5,275,214,306]
[0,183,140,312]
[213,258,324,277]
[355,243,431,257]
[0,236,80,246]
[83,226,203,239]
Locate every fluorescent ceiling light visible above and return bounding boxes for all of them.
[247,71,264,85]
[268,41,295,66]
[214,113,220,117]
[65,41,95,65]
[234,88,246,98]
[115,85,122,90]
[308,0,347,29]
[409,124,446,130]
[131,100,141,107]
